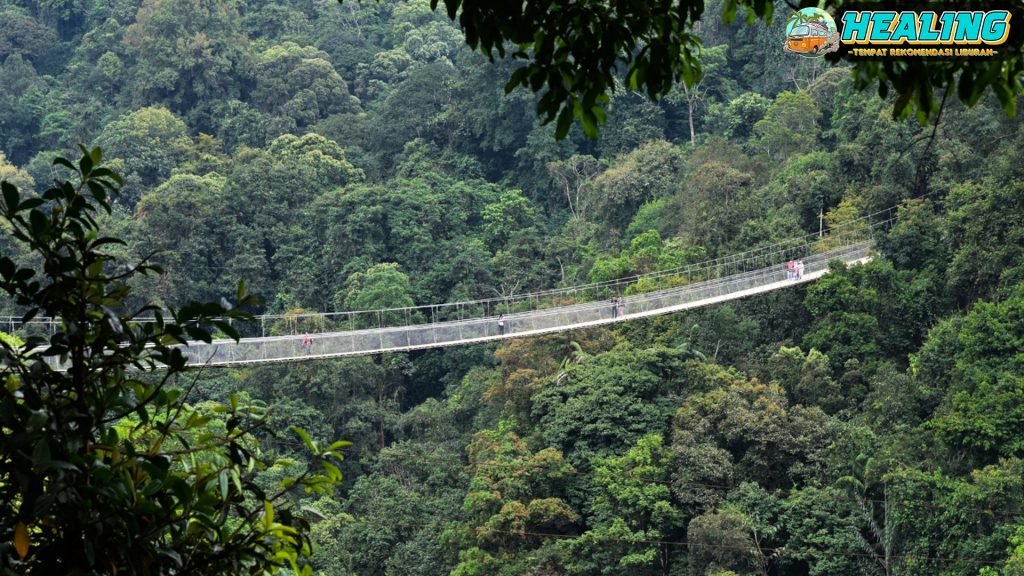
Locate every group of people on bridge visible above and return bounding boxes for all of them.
[610,296,626,319]
[787,259,805,280]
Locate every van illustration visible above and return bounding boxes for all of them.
[784,8,840,57]
[788,22,830,53]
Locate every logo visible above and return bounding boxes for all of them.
[785,8,840,57]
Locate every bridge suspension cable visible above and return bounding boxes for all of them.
[176,238,873,366]
[11,211,892,367]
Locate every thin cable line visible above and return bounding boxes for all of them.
[2,210,893,325]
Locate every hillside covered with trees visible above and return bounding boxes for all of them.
[1,0,1024,574]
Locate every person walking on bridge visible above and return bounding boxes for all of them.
[498,314,506,336]
[303,333,313,355]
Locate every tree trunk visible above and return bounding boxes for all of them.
[688,93,697,146]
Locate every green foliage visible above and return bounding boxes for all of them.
[927,284,1024,463]
[713,91,772,141]
[0,152,34,192]
[344,0,1022,139]
[995,525,1024,575]
[587,140,685,230]
[687,509,761,576]
[124,0,250,119]
[481,189,539,251]
[761,150,839,231]
[945,179,1024,304]
[803,258,943,368]
[339,262,417,324]
[753,90,821,162]
[875,462,1024,575]
[563,434,682,575]
[675,373,833,490]
[325,441,466,576]
[450,421,578,576]
[876,199,946,274]
[0,10,58,67]
[133,171,265,306]
[775,486,867,576]
[663,142,757,249]
[3,3,1024,574]
[590,230,695,285]
[768,346,843,413]
[532,346,686,467]
[94,107,193,205]
[266,132,365,187]
[0,149,346,574]
[252,42,360,131]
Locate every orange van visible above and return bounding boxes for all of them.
[788,23,830,53]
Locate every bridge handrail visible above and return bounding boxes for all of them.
[0,219,886,329]
[187,241,872,346]
[38,241,873,369]
[244,216,889,320]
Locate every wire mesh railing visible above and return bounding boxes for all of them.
[3,216,887,344]
[237,217,884,336]
[175,240,872,366]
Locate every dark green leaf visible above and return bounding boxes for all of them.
[1,182,19,213]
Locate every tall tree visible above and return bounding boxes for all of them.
[563,434,683,576]
[753,91,821,162]
[94,107,193,206]
[252,42,360,134]
[449,422,578,576]
[124,0,250,123]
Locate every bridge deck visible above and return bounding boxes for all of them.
[180,242,872,366]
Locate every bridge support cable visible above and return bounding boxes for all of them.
[15,222,885,369]
[175,241,872,366]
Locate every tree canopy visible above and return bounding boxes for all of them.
[339,0,1024,137]
[2,1,1024,574]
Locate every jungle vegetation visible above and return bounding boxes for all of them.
[0,0,1023,574]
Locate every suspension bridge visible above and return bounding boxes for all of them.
[6,220,884,368]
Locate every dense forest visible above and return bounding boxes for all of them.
[1,0,1024,574]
